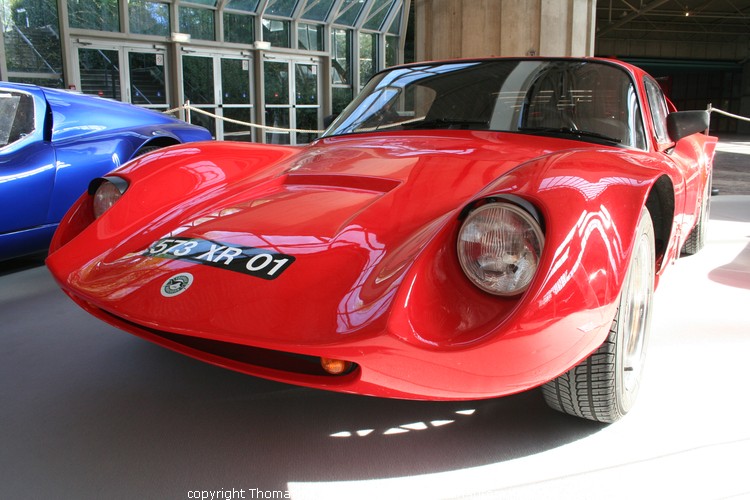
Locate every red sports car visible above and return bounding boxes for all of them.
[46,57,716,423]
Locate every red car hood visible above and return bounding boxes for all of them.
[51,131,586,347]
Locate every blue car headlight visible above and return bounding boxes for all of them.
[457,202,545,296]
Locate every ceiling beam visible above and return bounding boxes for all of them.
[598,0,681,35]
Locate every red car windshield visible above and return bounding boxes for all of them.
[324,59,647,149]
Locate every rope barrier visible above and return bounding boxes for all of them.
[164,102,326,135]
[165,102,425,135]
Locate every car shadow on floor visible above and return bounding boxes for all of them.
[708,241,750,290]
[2,323,606,498]
[0,253,46,277]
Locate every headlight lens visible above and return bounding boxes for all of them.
[91,177,127,219]
[457,202,544,296]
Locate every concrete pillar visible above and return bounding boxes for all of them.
[414,0,595,61]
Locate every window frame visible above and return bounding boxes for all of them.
[644,76,672,148]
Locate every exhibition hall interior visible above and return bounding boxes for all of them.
[2,1,749,499]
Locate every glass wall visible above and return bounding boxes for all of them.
[128,52,167,107]
[1,0,409,141]
[224,12,255,44]
[129,1,171,37]
[298,23,323,51]
[68,0,120,32]
[359,32,376,89]
[330,0,403,112]
[179,4,216,41]
[331,28,352,114]
[78,48,121,99]
[1,0,64,87]
[221,57,255,141]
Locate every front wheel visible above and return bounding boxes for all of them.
[542,208,655,423]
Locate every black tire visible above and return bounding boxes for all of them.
[681,173,711,256]
[542,208,655,423]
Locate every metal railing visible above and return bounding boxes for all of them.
[708,104,750,124]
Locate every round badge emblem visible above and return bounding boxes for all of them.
[161,272,194,297]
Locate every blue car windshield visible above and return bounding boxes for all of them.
[324,59,647,149]
[0,91,35,148]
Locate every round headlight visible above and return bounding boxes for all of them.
[92,178,127,219]
[457,202,544,296]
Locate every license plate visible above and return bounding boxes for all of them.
[145,237,295,280]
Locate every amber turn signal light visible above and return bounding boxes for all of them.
[320,357,352,375]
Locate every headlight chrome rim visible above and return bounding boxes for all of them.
[457,201,545,297]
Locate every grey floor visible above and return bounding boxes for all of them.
[2,160,749,498]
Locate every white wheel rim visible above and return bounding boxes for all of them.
[621,231,654,393]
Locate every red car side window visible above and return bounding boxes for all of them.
[644,78,670,144]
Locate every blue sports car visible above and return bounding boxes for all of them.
[0,83,211,261]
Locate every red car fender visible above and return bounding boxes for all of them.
[385,147,670,385]
[667,133,717,251]
[49,142,302,268]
